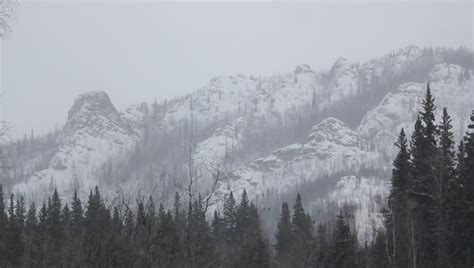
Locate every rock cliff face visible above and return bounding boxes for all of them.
[15,91,139,198]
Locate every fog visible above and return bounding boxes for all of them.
[1,0,472,136]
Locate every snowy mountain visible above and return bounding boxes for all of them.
[14,91,139,199]
[215,117,382,197]
[123,46,430,134]
[7,46,473,239]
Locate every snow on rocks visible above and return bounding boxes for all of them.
[15,91,139,201]
[358,64,474,154]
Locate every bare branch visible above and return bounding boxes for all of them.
[0,0,18,38]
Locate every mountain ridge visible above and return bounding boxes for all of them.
[7,45,474,239]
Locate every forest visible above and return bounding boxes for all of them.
[0,86,473,267]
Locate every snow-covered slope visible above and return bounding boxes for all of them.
[217,118,382,196]
[194,117,248,167]
[358,64,474,154]
[15,91,139,199]
[212,118,386,231]
[314,176,389,242]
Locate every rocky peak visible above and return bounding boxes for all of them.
[330,57,350,73]
[64,91,124,134]
[308,118,359,146]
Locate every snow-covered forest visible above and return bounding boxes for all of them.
[1,1,473,267]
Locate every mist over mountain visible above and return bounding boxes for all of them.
[1,45,472,243]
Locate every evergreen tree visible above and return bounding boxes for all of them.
[83,187,109,265]
[70,190,84,264]
[188,195,214,267]
[15,195,26,227]
[421,84,437,150]
[386,128,411,267]
[409,115,436,267]
[71,189,83,230]
[46,189,64,266]
[6,194,23,266]
[211,210,224,240]
[146,196,157,228]
[461,110,474,264]
[236,189,250,234]
[173,192,186,264]
[435,107,456,266]
[223,191,236,240]
[315,223,329,267]
[0,184,7,266]
[275,202,292,266]
[330,211,357,268]
[438,108,456,182]
[37,202,48,266]
[291,193,314,267]
[248,202,270,268]
[371,231,389,268]
[24,202,39,267]
[234,191,267,267]
[410,117,428,195]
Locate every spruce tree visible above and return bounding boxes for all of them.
[223,192,236,241]
[275,202,292,266]
[46,189,64,266]
[211,210,224,240]
[371,231,389,268]
[315,223,329,267]
[83,187,109,265]
[173,192,186,264]
[24,202,39,267]
[436,107,456,266]
[330,211,357,268]
[235,191,265,267]
[0,184,7,266]
[461,110,474,264]
[421,84,437,150]
[291,193,314,267]
[420,86,439,266]
[410,111,436,266]
[15,196,26,228]
[71,189,83,230]
[62,204,71,230]
[236,189,250,234]
[445,149,465,266]
[70,190,84,264]
[6,194,22,266]
[37,202,48,264]
[249,202,270,268]
[188,195,214,267]
[387,128,411,267]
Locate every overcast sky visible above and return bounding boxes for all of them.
[1,0,473,137]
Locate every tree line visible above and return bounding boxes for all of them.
[0,182,371,267]
[0,185,271,267]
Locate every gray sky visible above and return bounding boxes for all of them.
[1,1,473,137]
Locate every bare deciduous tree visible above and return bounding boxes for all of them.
[0,0,18,38]
[0,122,12,188]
